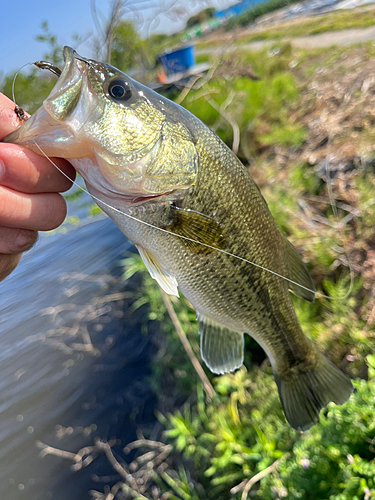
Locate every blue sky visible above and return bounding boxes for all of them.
[0,0,229,77]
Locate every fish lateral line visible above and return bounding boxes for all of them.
[32,139,344,301]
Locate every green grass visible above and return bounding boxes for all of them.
[178,45,305,156]
[195,53,210,64]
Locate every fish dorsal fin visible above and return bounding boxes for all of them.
[167,206,226,254]
[198,314,244,374]
[284,237,315,302]
[136,245,179,296]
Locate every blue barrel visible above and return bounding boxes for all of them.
[159,45,196,75]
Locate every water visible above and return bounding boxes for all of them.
[0,201,156,500]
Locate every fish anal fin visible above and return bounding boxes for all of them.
[198,314,244,374]
[167,206,226,254]
[136,245,179,296]
[274,350,353,432]
[284,237,315,302]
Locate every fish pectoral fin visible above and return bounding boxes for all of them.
[167,206,226,254]
[284,237,315,302]
[198,314,244,374]
[136,245,179,297]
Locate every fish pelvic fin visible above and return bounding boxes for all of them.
[136,245,179,296]
[274,350,353,432]
[198,314,244,374]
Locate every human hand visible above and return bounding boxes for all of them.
[0,93,76,282]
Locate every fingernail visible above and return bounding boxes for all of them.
[0,160,5,181]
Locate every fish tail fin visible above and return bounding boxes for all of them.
[274,351,353,432]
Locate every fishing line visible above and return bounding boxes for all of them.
[32,140,344,301]
[10,55,356,302]
[11,63,34,104]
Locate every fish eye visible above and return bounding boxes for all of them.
[107,79,132,101]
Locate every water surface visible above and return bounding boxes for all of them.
[0,203,155,500]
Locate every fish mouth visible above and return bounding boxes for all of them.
[60,45,94,82]
[63,45,82,67]
[43,46,90,123]
[2,47,101,158]
[2,46,162,199]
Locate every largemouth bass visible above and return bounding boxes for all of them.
[3,46,353,431]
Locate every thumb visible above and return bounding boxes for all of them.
[0,93,30,140]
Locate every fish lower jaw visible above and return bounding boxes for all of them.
[70,157,136,202]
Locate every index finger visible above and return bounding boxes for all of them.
[0,143,75,193]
